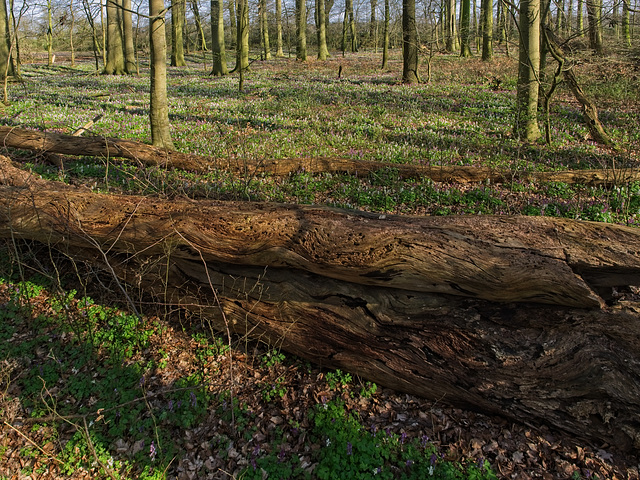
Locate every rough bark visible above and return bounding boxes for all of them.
[402,0,419,83]
[171,0,187,66]
[149,0,174,149]
[1,155,639,451]
[103,0,126,75]
[1,126,636,186]
[0,0,14,80]
[515,0,542,142]
[210,0,228,75]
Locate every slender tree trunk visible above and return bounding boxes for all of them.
[276,0,284,55]
[370,0,377,52]
[228,0,236,48]
[235,0,249,71]
[622,0,630,46]
[577,0,584,35]
[445,0,457,51]
[481,0,493,60]
[190,0,207,50]
[317,0,330,59]
[210,0,228,75]
[381,0,389,67]
[515,0,541,142]
[260,0,271,59]
[296,0,307,60]
[69,1,75,66]
[460,0,472,56]
[402,0,419,83]
[0,0,14,80]
[103,0,126,74]
[586,0,603,54]
[101,1,107,65]
[171,0,187,66]
[348,0,357,51]
[82,0,100,70]
[123,0,136,73]
[8,0,19,76]
[566,0,573,34]
[47,0,53,65]
[149,0,174,149]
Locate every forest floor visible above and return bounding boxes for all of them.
[1,46,640,479]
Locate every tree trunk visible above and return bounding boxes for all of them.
[171,0,187,66]
[381,0,389,68]
[103,0,126,74]
[149,0,174,149]
[47,0,54,66]
[402,0,419,83]
[296,0,307,60]
[190,0,207,51]
[228,0,236,48]
[515,0,541,142]
[481,0,493,60]
[0,0,14,80]
[444,0,457,52]
[210,0,229,75]
[260,0,271,59]
[586,0,603,53]
[275,0,284,56]
[1,126,635,185]
[460,0,472,57]
[316,0,330,59]
[235,0,249,71]
[1,155,639,451]
[123,0,136,73]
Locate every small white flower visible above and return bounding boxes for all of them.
[428,466,434,476]
[325,438,331,446]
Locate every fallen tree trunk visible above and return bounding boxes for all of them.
[1,126,637,186]
[1,155,639,450]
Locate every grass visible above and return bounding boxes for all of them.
[3,50,639,225]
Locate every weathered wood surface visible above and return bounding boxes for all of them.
[1,126,637,186]
[1,155,640,450]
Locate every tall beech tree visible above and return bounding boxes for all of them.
[481,0,493,60]
[586,0,603,54]
[381,0,389,67]
[342,0,357,52]
[275,0,284,55]
[316,0,329,59]
[235,0,249,70]
[190,0,207,51]
[149,0,174,149]
[104,0,126,74]
[259,0,271,59]
[296,0,306,60]
[123,0,135,72]
[460,0,472,57]
[0,0,14,80]
[210,0,228,75]
[171,0,186,66]
[515,0,541,141]
[402,0,419,83]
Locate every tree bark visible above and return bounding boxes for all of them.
[149,0,174,149]
[0,0,14,80]
[481,0,493,60]
[402,0,419,83]
[1,155,639,451]
[210,0,228,75]
[316,0,329,60]
[515,0,542,142]
[296,0,307,60]
[171,0,187,66]
[0,126,636,186]
[103,0,126,74]
[123,0,136,73]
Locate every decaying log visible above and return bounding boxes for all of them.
[1,126,637,186]
[1,155,639,450]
